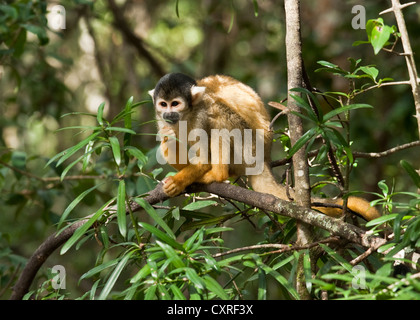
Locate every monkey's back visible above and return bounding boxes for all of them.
[197,75,272,142]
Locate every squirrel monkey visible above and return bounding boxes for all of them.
[149,73,380,221]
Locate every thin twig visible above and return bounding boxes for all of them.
[210,236,341,259]
[379,1,416,15]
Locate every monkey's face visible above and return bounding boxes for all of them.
[154,97,188,125]
[149,73,206,126]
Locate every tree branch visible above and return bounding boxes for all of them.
[10,180,386,300]
[106,0,165,78]
[387,0,420,135]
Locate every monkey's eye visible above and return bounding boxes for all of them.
[171,101,180,107]
[159,102,168,107]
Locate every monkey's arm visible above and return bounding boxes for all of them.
[160,129,213,197]
[163,163,212,197]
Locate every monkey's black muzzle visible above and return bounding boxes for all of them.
[163,112,180,124]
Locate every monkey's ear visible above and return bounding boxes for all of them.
[191,86,205,105]
[148,89,155,101]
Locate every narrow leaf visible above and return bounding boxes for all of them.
[105,127,136,135]
[400,160,420,188]
[138,222,183,251]
[80,258,119,280]
[98,250,135,300]
[303,250,312,293]
[117,180,127,238]
[185,268,205,290]
[131,264,151,283]
[58,183,104,228]
[257,268,267,300]
[97,102,105,126]
[288,127,318,158]
[183,200,218,211]
[156,240,185,269]
[61,199,114,255]
[53,131,101,167]
[203,275,229,300]
[319,243,352,272]
[170,284,186,300]
[365,213,398,227]
[134,198,176,239]
[323,104,373,122]
[109,136,121,166]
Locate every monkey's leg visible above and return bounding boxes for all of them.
[160,134,189,171]
[163,163,212,197]
[197,135,230,184]
[197,164,230,184]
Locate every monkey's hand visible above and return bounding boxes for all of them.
[161,163,213,197]
[162,176,184,197]
[159,125,176,142]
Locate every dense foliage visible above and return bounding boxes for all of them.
[1,0,419,300]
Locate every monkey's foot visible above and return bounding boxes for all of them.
[162,176,183,197]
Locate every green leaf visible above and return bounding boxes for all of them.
[11,151,26,178]
[371,25,392,55]
[227,1,235,33]
[83,140,94,171]
[124,96,133,128]
[134,198,176,239]
[175,0,180,17]
[365,213,398,227]
[61,199,114,255]
[131,264,151,283]
[183,200,218,211]
[400,160,420,188]
[352,40,370,47]
[58,183,104,228]
[21,23,49,45]
[138,222,183,251]
[252,0,259,17]
[170,284,186,300]
[180,213,236,230]
[288,127,318,158]
[203,275,229,299]
[289,94,319,123]
[185,267,205,290]
[80,258,119,280]
[315,60,348,76]
[105,127,136,135]
[117,180,127,238]
[126,146,148,166]
[60,153,84,181]
[109,136,121,166]
[319,243,352,272]
[183,228,204,252]
[97,102,105,126]
[378,180,389,195]
[257,268,267,300]
[98,250,135,300]
[156,241,185,269]
[323,104,373,122]
[144,284,157,300]
[359,66,379,82]
[377,242,395,254]
[50,131,101,168]
[303,250,312,293]
[261,264,299,300]
[0,5,18,20]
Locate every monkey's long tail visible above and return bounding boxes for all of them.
[248,163,381,221]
